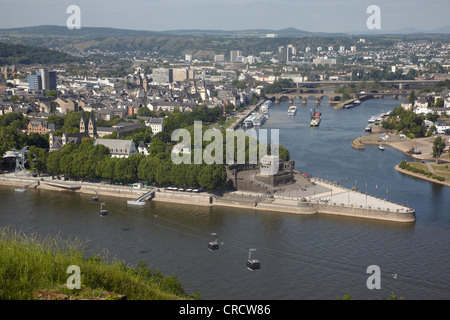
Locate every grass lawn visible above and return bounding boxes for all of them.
[408,162,449,181]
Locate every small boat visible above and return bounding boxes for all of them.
[287,106,297,116]
[208,233,220,251]
[310,109,321,127]
[365,124,372,132]
[15,187,26,192]
[343,103,355,109]
[246,249,260,270]
[100,203,108,216]
[379,145,386,151]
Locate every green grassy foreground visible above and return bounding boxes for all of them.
[0,227,198,300]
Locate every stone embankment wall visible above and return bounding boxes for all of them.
[0,175,415,223]
[312,202,415,222]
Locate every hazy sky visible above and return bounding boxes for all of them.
[0,0,448,32]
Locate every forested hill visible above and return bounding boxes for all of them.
[0,42,83,65]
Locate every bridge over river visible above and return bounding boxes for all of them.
[266,89,412,104]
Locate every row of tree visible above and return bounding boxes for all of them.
[30,139,227,190]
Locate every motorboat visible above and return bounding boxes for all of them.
[287,106,297,116]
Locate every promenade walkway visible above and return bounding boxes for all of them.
[309,177,410,213]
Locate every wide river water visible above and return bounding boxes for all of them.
[1,96,449,300]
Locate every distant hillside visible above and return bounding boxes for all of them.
[0,42,83,65]
[0,25,448,60]
[0,25,330,39]
[0,25,164,38]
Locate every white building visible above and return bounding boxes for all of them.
[138,141,149,156]
[435,119,450,134]
[94,138,138,158]
[145,117,164,134]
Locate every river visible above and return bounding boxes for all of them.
[1,96,449,300]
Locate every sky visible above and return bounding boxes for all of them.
[0,0,448,33]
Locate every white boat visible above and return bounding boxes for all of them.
[368,116,376,123]
[260,105,269,114]
[260,100,272,114]
[365,124,372,132]
[244,113,258,127]
[354,100,361,104]
[252,114,267,126]
[15,187,26,192]
[287,106,297,116]
[344,103,355,109]
[379,145,386,151]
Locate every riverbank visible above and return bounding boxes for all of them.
[0,172,415,223]
[395,164,450,187]
[353,129,450,163]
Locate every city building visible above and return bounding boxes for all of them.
[28,69,57,91]
[313,57,337,67]
[151,68,173,84]
[28,74,42,91]
[173,68,189,82]
[278,45,296,63]
[138,141,149,156]
[214,55,225,63]
[145,117,164,134]
[38,69,57,91]
[93,138,138,158]
[230,50,243,63]
[27,120,57,135]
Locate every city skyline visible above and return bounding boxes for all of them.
[0,0,449,34]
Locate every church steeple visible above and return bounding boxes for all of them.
[80,111,87,134]
[88,111,97,138]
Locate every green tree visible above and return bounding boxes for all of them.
[407,91,416,104]
[114,158,136,183]
[137,106,152,116]
[27,146,48,176]
[432,136,446,164]
[46,90,58,98]
[341,92,351,101]
[434,98,444,108]
[137,157,160,183]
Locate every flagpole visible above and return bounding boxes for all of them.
[365,181,367,207]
